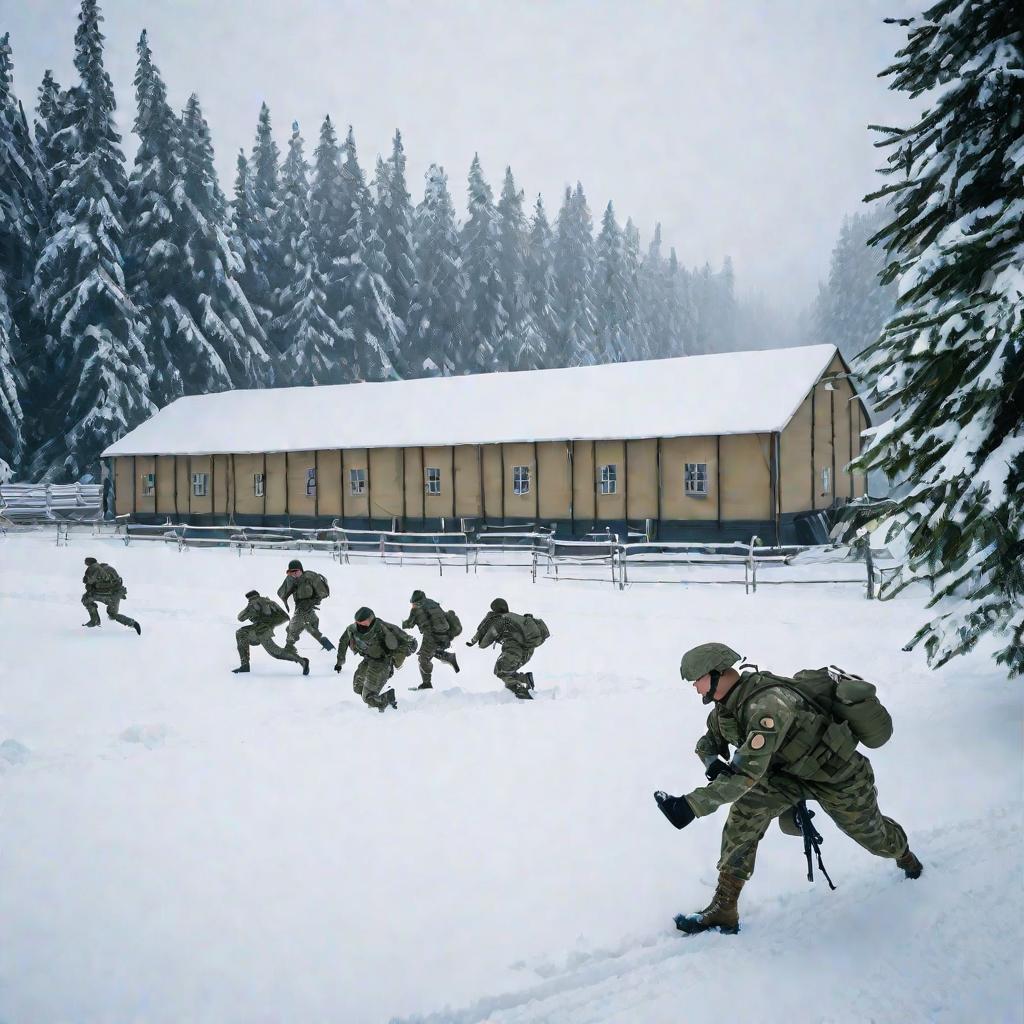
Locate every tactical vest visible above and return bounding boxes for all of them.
[255,597,288,628]
[422,599,451,638]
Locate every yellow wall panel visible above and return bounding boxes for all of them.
[538,441,571,521]
[342,449,369,518]
[369,447,403,520]
[422,445,455,520]
[626,438,657,520]
[780,393,813,514]
[264,452,286,514]
[502,442,536,519]
[572,440,595,520]
[453,445,483,519]
[115,456,132,516]
[594,440,626,520]
[660,436,718,521]
[720,434,770,521]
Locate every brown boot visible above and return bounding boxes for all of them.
[896,848,923,879]
[675,871,745,935]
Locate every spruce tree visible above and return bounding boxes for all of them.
[621,218,650,361]
[273,121,345,384]
[594,201,629,363]
[640,223,670,358]
[411,163,466,376]
[31,0,153,481]
[375,130,416,341]
[553,183,598,367]
[460,154,503,371]
[525,194,559,366]
[0,278,22,478]
[495,166,542,371]
[855,1,1024,676]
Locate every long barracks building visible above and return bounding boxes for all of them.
[102,344,869,544]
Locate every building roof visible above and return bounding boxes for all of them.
[103,344,841,457]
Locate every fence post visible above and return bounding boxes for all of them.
[864,539,875,600]
[531,548,538,584]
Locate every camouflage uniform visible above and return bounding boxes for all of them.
[336,616,416,711]
[81,561,139,632]
[278,572,328,650]
[686,670,909,880]
[474,609,534,698]
[236,593,306,670]
[403,594,457,687]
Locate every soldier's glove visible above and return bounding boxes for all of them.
[654,791,695,830]
[466,640,476,647]
[333,663,343,674]
[705,759,735,783]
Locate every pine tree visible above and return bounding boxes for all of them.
[525,194,559,366]
[495,166,542,371]
[460,154,503,371]
[273,121,345,385]
[854,1,1024,677]
[31,0,153,481]
[621,218,649,360]
[594,201,629,363]
[411,163,466,376]
[553,183,598,366]
[0,278,22,479]
[640,223,670,358]
[375,130,416,341]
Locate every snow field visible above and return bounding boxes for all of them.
[0,534,1020,1023]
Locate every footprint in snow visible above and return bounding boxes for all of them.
[119,724,169,749]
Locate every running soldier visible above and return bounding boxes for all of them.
[234,589,309,675]
[467,598,549,700]
[277,559,334,655]
[334,607,417,713]
[402,589,460,690]
[81,556,140,634]
[654,643,922,936]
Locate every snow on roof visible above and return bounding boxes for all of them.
[103,344,840,457]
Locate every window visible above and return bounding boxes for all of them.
[306,467,317,497]
[191,472,208,497]
[253,473,265,497]
[599,464,617,495]
[821,466,831,496]
[513,465,531,495]
[141,472,155,497]
[425,467,441,496]
[349,467,366,495]
[684,462,708,496]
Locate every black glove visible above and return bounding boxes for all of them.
[654,791,696,830]
[466,640,476,647]
[705,759,735,783]
[333,663,343,673]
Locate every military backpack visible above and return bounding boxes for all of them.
[93,563,123,591]
[259,598,289,628]
[305,571,330,601]
[519,613,550,648]
[425,600,450,636]
[741,666,893,749]
[445,608,463,638]
[381,621,418,657]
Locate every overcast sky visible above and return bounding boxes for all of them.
[3,0,917,311]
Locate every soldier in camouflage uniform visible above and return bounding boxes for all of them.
[334,607,416,713]
[655,643,922,936]
[467,598,535,700]
[81,556,141,634]
[277,559,335,654]
[234,589,309,675]
[402,589,460,690]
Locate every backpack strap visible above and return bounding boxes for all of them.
[737,679,832,724]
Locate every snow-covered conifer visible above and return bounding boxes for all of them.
[375,130,416,340]
[553,183,598,367]
[594,201,629,363]
[525,194,559,365]
[460,154,504,371]
[495,166,542,371]
[855,1,1024,676]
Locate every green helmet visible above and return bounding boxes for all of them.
[84,556,97,565]
[410,589,426,603]
[287,559,303,572]
[679,643,742,682]
[245,589,259,599]
[490,597,509,613]
[354,606,374,622]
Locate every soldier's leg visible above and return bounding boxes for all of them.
[416,634,437,687]
[284,609,304,650]
[260,631,305,665]
[303,606,327,645]
[81,592,101,625]
[495,648,533,698]
[236,626,258,668]
[353,659,368,697]
[717,774,804,881]
[104,594,139,630]
[809,753,909,863]
[359,658,395,709]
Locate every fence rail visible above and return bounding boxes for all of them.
[0,482,102,526]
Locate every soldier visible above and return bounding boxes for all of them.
[277,559,335,655]
[467,598,547,700]
[655,643,923,936]
[334,606,417,713]
[234,589,309,675]
[402,589,460,690]
[81,556,140,634]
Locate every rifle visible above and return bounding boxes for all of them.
[795,800,836,890]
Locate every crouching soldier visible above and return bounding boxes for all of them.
[402,589,460,690]
[234,589,309,675]
[334,607,417,713]
[81,556,140,634]
[654,643,923,937]
[277,559,334,655]
[468,598,549,700]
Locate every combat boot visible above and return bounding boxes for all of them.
[675,871,745,935]
[514,684,534,700]
[82,620,101,628]
[232,665,250,674]
[300,657,310,676]
[130,620,141,635]
[319,637,335,652]
[896,848,923,879]
[450,653,460,673]
[378,688,398,712]
[524,671,535,691]
[413,681,433,690]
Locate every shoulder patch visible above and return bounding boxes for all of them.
[760,716,775,729]
[750,734,766,750]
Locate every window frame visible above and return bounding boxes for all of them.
[598,463,617,495]
[140,472,155,497]
[253,473,265,497]
[349,467,367,496]
[684,462,709,497]
[821,465,832,496]
[424,467,441,496]
[512,464,531,496]
[191,472,208,497]
[305,467,317,497]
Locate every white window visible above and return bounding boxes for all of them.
[141,472,155,497]
[684,462,708,496]
[513,465,531,495]
[821,466,832,495]
[425,467,441,496]
[599,464,617,495]
[191,472,208,497]
[306,467,317,497]
[253,473,265,497]
[349,468,366,495]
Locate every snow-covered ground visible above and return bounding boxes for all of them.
[0,534,1020,1023]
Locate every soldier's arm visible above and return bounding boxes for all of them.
[684,698,793,817]
[237,600,256,623]
[469,612,495,645]
[335,628,350,669]
[276,579,291,602]
[401,613,415,630]
[695,710,729,768]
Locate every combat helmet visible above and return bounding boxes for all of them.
[287,559,303,572]
[490,597,509,613]
[679,643,742,682]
